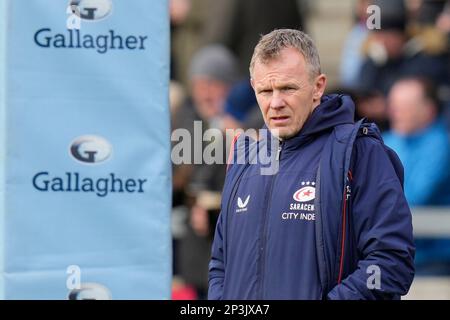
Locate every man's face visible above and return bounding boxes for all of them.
[191,77,229,121]
[388,81,432,135]
[251,47,326,140]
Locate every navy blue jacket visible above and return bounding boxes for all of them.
[208,94,415,300]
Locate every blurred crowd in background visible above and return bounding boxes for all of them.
[168,0,450,299]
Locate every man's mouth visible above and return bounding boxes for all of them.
[270,116,290,125]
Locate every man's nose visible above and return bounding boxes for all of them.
[270,93,285,109]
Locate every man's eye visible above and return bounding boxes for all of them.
[259,89,272,94]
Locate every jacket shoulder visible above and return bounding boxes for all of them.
[352,129,405,186]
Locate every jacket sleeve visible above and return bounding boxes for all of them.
[327,137,415,300]
[208,134,243,300]
[208,207,225,300]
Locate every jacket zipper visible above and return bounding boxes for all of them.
[257,141,282,299]
[337,173,352,283]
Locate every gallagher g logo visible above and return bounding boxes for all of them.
[70,135,112,164]
[69,0,113,21]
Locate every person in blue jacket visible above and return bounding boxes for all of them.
[383,77,450,274]
[208,29,415,300]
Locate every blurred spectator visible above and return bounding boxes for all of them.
[203,0,306,75]
[407,0,448,59]
[171,44,240,298]
[356,0,449,96]
[188,45,239,124]
[383,77,450,275]
[339,0,371,88]
[384,77,450,205]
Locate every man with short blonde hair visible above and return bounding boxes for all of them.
[209,29,415,300]
[249,29,321,80]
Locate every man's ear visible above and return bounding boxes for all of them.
[312,74,327,103]
[250,78,255,91]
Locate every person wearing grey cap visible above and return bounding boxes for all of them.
[171,44,240,299]
[188,44,240,124]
